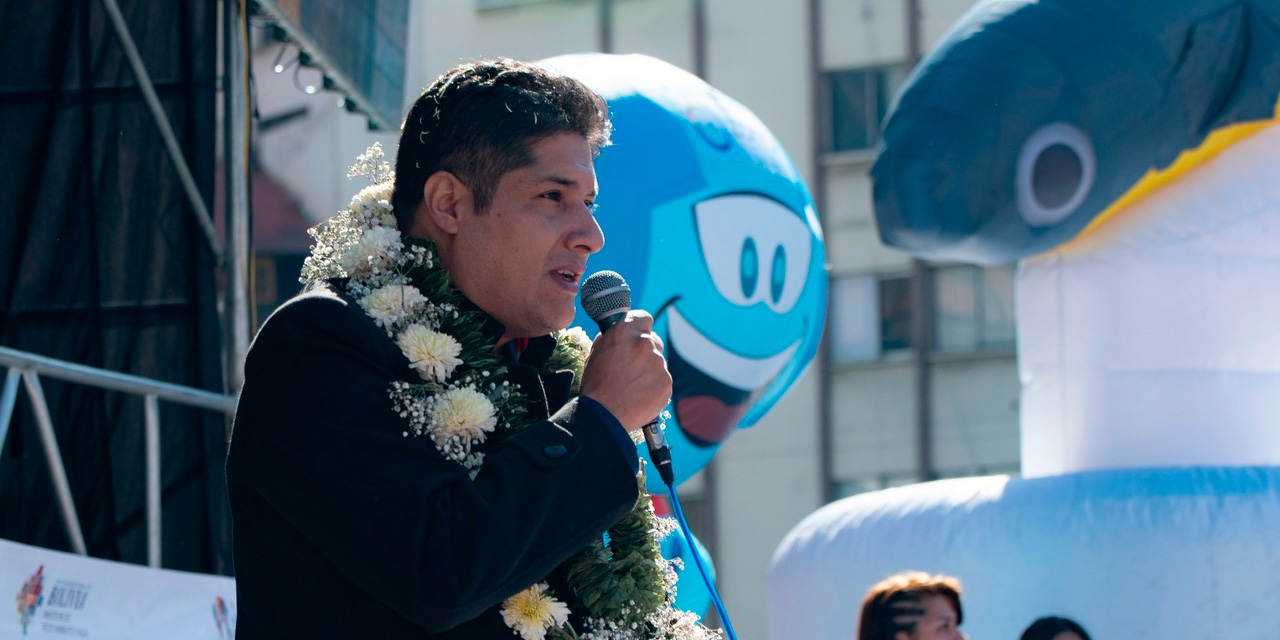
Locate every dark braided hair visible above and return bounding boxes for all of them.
[391,58,611,231]
[857,572,964,640]
[1019,616,1091,640]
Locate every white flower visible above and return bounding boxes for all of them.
[347,142,393,182]
[362,284,427,329]
[501,583,571,640]
[558,326,593,354]
[349,182,395,222]
[428,386,497,444]
[397,324,463,382]
[341,225,401,277]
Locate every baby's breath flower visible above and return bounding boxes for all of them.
[347,141,393,182]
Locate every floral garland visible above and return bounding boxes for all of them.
[301,144,720,640]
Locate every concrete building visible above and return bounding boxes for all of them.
[251,1,1019,637]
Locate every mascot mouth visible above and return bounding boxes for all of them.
[665,307,799,447]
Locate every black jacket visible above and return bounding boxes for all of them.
[226,281,640,638]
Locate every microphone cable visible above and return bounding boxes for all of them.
[664,477,739,640]
[646,415,738,640]
[580,270,737,638]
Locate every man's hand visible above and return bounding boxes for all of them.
[578,310,672,432]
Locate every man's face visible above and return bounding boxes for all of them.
[448,132,603,341]
[897,595,964,640]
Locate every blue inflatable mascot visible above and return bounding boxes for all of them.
[543,53,827,618]
[541,53,827,494]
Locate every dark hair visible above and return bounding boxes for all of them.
[391,58,611,230]
[1019,616,1091,640]
[857,571,963,640]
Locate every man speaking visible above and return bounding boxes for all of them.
[226,58,673,638]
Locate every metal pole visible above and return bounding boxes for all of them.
[906,0,922,69]
[692,0,706,77]
[99,0,221,261]
[144,394,162,568]
[0,368,20,457]
[22,371,88,556]
[904,0,934,482]
[224,0,252,393]
[808,0,835,505]
[910,259,934,481]
[686,5,723,628]
[599,0,614,53]
[0,346,236,414]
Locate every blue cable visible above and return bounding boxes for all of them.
[665,482,739,640]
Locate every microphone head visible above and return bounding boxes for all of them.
[580,270,631,331]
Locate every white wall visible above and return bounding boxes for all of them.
[825,161,913,274]
[931,356,1020,474]
[251,41,398,223]
[832,361,917,480]
[822,0,908,68]
[614,0,696,71]
[714,367,822,637]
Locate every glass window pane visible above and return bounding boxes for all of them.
[831,275,880,363]
[834,472,918,499]
[832,362,916,480]
[979,266,1016,347]
[873,68,900,138]
[933,266,977,352]
[828,64,908,152]
[930,356,1021,475]
[829,70,871,151]
[879,276,912,352]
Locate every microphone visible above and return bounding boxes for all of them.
[580,270,675,485]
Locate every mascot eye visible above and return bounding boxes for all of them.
[771,245,786,304]
[694,194,812,313]
[741,238,759,298]
[1016,121,1096,227]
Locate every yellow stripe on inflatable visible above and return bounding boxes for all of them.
[1074,100,1280,240]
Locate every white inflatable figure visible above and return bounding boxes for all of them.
[1018,123,1280,475]
[770,0,1280,638]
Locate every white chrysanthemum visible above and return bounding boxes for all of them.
[558,326,592,353]
[397,324,463,382]
[340,225,401,277]
[362,284,427,329]
[429,386,497,443]
[501,583,571,640]
[349,182,395,221]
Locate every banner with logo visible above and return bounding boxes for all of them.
[3,539,235,639]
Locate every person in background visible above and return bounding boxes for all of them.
[856,571,966,640]
[1019,616,1091,640]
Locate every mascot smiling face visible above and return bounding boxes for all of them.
[543,53,827,491]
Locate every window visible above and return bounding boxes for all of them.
[830,274,913,363]
[826,64,908,152]
[933,265,1016,353]
[879,276,912,352]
